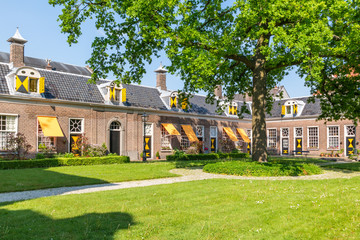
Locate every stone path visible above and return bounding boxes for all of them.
[1,168,360,203]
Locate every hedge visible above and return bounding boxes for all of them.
[166,152,248,161]
[0,155,130,170]
[203,161,323,176]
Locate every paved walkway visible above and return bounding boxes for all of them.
[1,168,360,203]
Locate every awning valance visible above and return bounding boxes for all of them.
[161,123,180,135]
[181,125,199,142]
[223,127,238,142]
[37,116,64,137]
[236,128,251,143]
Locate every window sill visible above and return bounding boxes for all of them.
[161,149,172,152]
[307,148,319,151]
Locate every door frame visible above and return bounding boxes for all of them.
[280,127,290,156]
[344,125,356,157]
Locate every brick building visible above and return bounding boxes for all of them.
[0,29,357,159]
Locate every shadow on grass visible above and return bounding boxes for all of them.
[0,168,111,194]
[0,209,134,239]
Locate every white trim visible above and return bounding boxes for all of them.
[267,128,277,149]
[293,127,303,154]
[280,127,290,156]
[344,125,356,157]
[307,126,319,150]
[69,118,85,153]
[209,126,218,152]
[327,125,340,151]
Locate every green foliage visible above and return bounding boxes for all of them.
[5,133,32,160]
[50,0,360,161]
[0,156,130,170]
[35,153,45,159]
[55,152,75,158]
[166,152,248,161]
[203,161,322,176]
[156,151,160,158]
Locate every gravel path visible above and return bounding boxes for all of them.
[1,168,359,203]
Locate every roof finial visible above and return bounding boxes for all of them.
[8,28,27,44]
[154,62,167,73]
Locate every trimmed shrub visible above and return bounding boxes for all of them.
[166,152,248,161]
[0,155,130,170]
[166,153,219,161]
[203,161,323,177]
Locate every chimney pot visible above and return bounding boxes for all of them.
[214,85,222,98]
[7,28,27,68]
[155,63,167,91]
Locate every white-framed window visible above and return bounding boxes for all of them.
[295,127,303,137]
[0,115,17,150]
[210,126,217,138]
[246,129,252,141]
[345,125,356,136]
[161,125,172,150]
[327,126,339,150]
[281,128,289,138]
[180,128,190,150]
[267,128,277,148]
[308,127,319,149]
[70,118,84,134]
[196,125,204,141]
[38,124,56,151]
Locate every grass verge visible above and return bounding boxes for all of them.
[0,162,177,193]
[1,177,360,239]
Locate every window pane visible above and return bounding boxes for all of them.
[70,119,83,133]
[30,78,38,92]
[308,127,319,148]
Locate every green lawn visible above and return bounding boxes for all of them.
[1,177,360,239]
[323,162,360,171]
[0,157,332,193]
[0,162,177,193]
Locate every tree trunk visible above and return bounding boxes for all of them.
[252,36,268,162]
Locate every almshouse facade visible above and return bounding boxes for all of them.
[0,30,358,159]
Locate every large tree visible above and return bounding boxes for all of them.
[50,0,360,162]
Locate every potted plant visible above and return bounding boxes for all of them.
[156,151,160,159]
[320,153,325,157]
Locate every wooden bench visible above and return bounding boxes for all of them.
[291,150,310,158]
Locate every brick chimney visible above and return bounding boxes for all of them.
[7,28,27,68]
[214,85,222,98]
[154,63,167,91]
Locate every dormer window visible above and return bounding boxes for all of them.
[108,81,126,103]
[15,67,44,94]
[170,92,177,108]
[228,103,238,115]
[281,100,302,117]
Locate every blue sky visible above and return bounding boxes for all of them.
[0,1,311,97]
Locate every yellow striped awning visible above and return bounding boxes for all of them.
[37,116,64,137]
[161,123,180,135]
[223,127,238,142]
[236,128,251,143]
[181,125,199,142]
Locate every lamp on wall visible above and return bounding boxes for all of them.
[141,112,149,161]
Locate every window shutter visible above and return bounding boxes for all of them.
[170,96,177,108]
[234,106,237,115]
[181,98,188,110]
[15,75,29,93]
[293,104,298,116]
[109,87,115,101]
[121,88,126,102]
[281,105,285,117]
[39,77,45,93]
